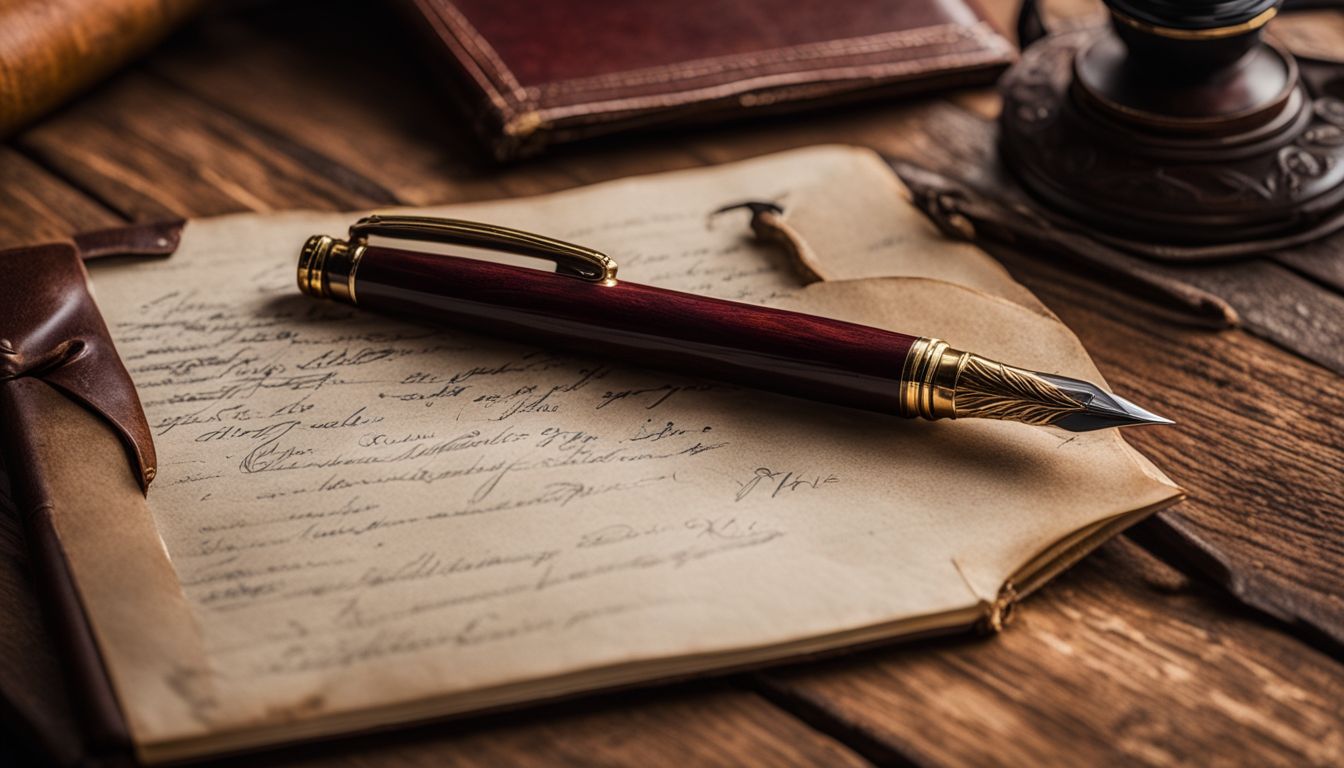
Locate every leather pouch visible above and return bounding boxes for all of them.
[401,0,1015,159]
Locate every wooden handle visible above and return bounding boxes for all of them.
[353,246,920,415]
[0,0,202,136]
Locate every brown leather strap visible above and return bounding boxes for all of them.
[74,219,185,261]
[0,220,186,488]
[0,241,158,489]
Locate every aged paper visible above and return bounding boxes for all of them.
[80,146,1180,759]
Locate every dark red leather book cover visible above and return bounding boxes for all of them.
[403,0,1015,159]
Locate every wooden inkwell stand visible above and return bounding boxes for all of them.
[1000,0,1344,251]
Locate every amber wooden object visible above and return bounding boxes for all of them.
[0,0,201,137]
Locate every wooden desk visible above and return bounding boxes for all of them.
[1,1,1341,765]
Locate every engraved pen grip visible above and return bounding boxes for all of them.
[323,245,919,415]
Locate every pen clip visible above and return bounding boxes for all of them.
[349,215,618,285]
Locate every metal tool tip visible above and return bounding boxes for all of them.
[1038,373,1174,432]
[1109,393,1175,427]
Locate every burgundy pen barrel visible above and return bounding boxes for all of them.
[350,246,919,414]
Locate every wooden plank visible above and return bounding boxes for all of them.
[13,70,392,220]
[1163,259,1344,373]
[144,7,481,206]
[992,244,1344,647]
[0,147,121,248]
[757,539,1344,767]
[1274,239,1344,294]
[144,6,711,207]
[234,687,869,768]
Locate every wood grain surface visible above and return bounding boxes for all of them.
[757,540,1344,767]
[237,687,871,768]
[1,1,1342,766]
[995,247,1344,642]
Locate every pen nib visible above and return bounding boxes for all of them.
[1036,373,1175,432]
[903,341,1174,432]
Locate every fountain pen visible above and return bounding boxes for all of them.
[296,215,1172,432]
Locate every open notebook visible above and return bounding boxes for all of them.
[28,146,1181,762]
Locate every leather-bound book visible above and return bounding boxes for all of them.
[401,0,1015,158]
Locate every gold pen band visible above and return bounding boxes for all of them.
[900,337,959,420]
[298,234,364,304]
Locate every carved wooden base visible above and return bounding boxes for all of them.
[1000,29,1344,248]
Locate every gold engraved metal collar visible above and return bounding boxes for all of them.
[899,337,1172,431]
